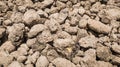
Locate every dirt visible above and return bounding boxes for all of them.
[0,0,120,67]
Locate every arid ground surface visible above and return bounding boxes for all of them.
[0,0,120,67]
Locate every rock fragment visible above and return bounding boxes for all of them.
[77,29,88,39]
[36,55,49,67]
[26,51,40,64]
[79,36,98,48]
[88,19,112,34]
[10,12,23,23]
[45,19,60,32]
[37,30,53,44]
[0,41,15,53]
[78,7,86,15]
[28,24,45,38]
[8,61,22,67]
[72,56,82,64]
[0,0,119,67]
[106,8,120,20]
[3,19,12,26]
[37,9,48,18]
[52,58,76,67]
[25,64,34,67]
[47,49,59,62]
[23,9,40,25]
[0,51,13,67]
[64,26,78,34]
[53,38,75,57]
[53,38,74,51]
[111,43,120,54]
[111,55,120,64]
[58,0,68,2]
[41,0,54,9]
[17,56,27,63]
[96,46,112,61]
[97,61,113,67]
[17,44,29,56]
[7,23,25,46]
[78,19,88,28]
[26,38,37,47]
[0,1,8,12]
[49,12,68,24]
[0,27,5,38]
[90,2,101,12]
[56,31,71,39]
[11,44,29,59]
[84,49,96,60]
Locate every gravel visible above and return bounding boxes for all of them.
[0,0,120,67]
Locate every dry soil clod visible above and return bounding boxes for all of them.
[0,0,119,67]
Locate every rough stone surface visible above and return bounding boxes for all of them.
[36,55,49,67]
[8,61,22,67]
[52,58,76,67]
[79,36,98,48]
[88,19,112,34]
[96,46,112,62]
[28,24,45,38]
[23,9,40,25]
[0,0,119,67]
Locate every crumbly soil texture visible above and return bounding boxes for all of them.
[0,0,120,67]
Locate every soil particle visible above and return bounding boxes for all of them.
[96,45,112,61]
[36,55,49,67]
[88,19,112,34]
[52,57,76,67]
[8,61,22,67]
[0,0,119,67]
[23,9,40,25]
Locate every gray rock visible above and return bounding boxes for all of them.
[88,19,112,34]
[58,0,68,2]
[53,38,75,52]
[7,23,25,46]
[111,43,120,54]
[0,41,15,53]
[85,49,96,60]
[10,12,23,23]
[97,61,113,67]
[0,51,13,67]
[17,56,27,63]
[26,51,40,64]
[79,36,98,48]
[23,9,40,25]
[36,55,49,67]
[37,30,53,44]
[0,27,5,38]
[8,61,22,67]
[56,31,71,39]
[78,19,88,28]
[52,57,76,67]
[78,7,86,15]
[96,46,112,61]
[45,19,60,32]
[47,49,59,62]
[25,64,34,67]
[26,38,37,47]
[65,26,78,34]
[0,1,8,12]
[77,29,88,40]
[53,38,75,58]
[111,55,120,64]
[28,24,45,38]
[41,0,54,8]
[72,56,82,64]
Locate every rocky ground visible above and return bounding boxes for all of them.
[0,0,120,67]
